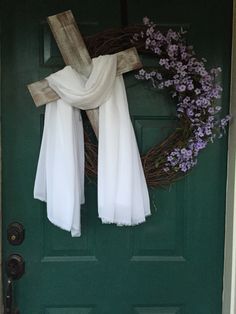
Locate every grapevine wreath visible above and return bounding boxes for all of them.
[82,17,230,188]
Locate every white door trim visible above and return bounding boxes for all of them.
[223,0,236,313]
[0,13,3,314]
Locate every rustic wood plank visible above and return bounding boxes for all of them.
[27,47,142,107]
[47,10,92,77]
[28,10,142,137]
[48,10,100,134]
[116,47,142,75]
[27,79,59,108]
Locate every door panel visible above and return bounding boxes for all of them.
[1,0,232,313]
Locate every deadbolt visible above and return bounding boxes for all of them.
[7,223,25,246]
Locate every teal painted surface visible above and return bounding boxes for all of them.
[1,0,232,313]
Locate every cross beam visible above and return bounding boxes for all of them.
[27,10,142,136]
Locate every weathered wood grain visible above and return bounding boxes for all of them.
[47,10,92,78]
[47,11,142,137]
[27,79,59,107]
[27,47,142,106]
[28,10,142,137]
[116,47,142,75]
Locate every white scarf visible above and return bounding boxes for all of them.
[34,55,151,236]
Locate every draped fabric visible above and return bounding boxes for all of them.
[34,55,151,236]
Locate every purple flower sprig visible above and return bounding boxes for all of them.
[133,17,231,173]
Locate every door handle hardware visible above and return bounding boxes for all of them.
[7,223,25,246]
[6,254,25,280]
[5,278,19,314]
[4,254,25,314]
[5,277,12,313]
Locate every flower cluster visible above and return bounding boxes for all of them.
[133,17,231,173]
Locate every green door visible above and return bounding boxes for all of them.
[1,0,232,313]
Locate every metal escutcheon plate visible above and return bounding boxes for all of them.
[7,222,25,246]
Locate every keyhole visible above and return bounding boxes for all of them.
[11,235,16,241]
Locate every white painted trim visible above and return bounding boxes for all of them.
[0,14,3,314]
[222,0,236,313]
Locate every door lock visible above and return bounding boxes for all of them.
[5,254,25,314]
[7,223,25,246]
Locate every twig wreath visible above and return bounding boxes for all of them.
[83,17,230,188]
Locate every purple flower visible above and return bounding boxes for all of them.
[168,51,175,58]
[159,58,167,66]
[177,61,183,68]
[134,17,230,174]
[205,128,212,135]
[154,32,163,41]
[211,67,222,75]
[177,85,186,92]
[177,107,184,113]
[164,80,173,87]
[187,83,194,91]
[143,16,150,25]
[200,69,207,76]
[180,163,188,172]
[195,127,204,137]
[133,33,139,41]
[156,72,163,80]
[187,109,194,116]
[154,47,161,55]
[196,99,203,106]
[183,96,190,104]
[220,115,231,128]
[186,150,192,157]
[208,107,215,114]
[196,139,207,150]
[202,85,211,92]
[139,69,145,75]
[208,116,214,122]
[169,44,178,52]
[146,38,151,46]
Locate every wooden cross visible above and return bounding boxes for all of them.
[27,10,142,137]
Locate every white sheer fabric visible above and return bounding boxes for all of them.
[34,55,151,236]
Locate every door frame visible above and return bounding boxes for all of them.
[0,5,235,314]
[0,10,3,314]
[222,0,236,313]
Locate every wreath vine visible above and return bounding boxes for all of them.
[83,17,230,188]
